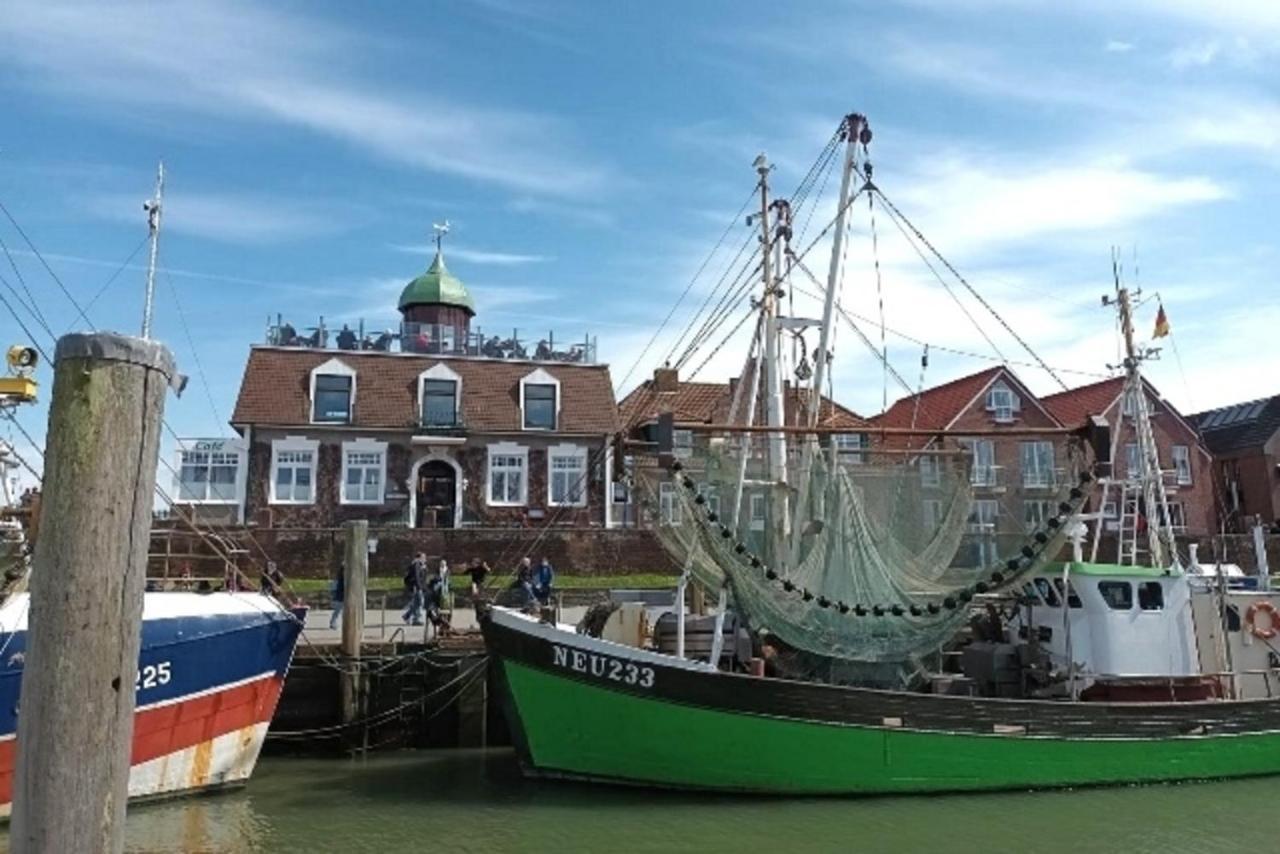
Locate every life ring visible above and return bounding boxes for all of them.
[1246,601,1280,641]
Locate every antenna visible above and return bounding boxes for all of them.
[141,161,165,339]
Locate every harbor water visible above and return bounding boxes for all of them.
[3,749,1273,853]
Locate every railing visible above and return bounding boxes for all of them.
[970,464,1004,489]
[264,316,598,364]
[1021,467,1065,490]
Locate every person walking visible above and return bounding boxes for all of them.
[424,571,451,638]
[328,564,345,630]
[402,552,427,626]
[512,557,536,609]
[467,558,490,597]
[533,556,555,606]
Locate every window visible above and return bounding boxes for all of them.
[1171,445,1192,485]
[1124,443,1139,478]
[521,368,561,431]
[985,382,1019,423]
[1098,581,1133,610]
[341,440,386,504]
[922,498,943,531]
[673,429,693,460]
[1138,581,1164,611]
[270,438,318,505]
[700,483,721,517]
[548,445,587,507]
[750,494,767,531]
[421,379,458,427]
[1052,577,1083,608]
[1034,577,1060,607]
[659,481,681,525]
[1024,500,1054,532]
[1122,390,1138,417]
[487,444,528,506]
[313,374,353,423]
[965,439,997,487]
[177,445,239,502]
[967,499,999,565]
[833,433,867,464]
[1160,501,1187,532]
[920,455,941,487]
[1020,441,1055,488]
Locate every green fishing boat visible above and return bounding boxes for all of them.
[481,112,1280,794]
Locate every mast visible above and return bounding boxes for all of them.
[787,115,865,566]
[754,154,790,565]
[1108,272,1176,568]
[140,162,165,340]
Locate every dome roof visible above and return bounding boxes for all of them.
[398,251,475,314]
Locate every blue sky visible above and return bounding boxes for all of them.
[1,0,1278,483]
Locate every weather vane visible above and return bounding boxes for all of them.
[432,220,451,253]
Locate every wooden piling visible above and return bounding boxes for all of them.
[11,333,175,854]
[340,520,368,737]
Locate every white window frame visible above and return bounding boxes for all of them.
[920,455,942,488]
[833,432,867,464]
[985,381,1019,423]
[487,442,528,507]
[1020,441,1055,489]
[968,499,999,565]
[965,439,997,487]
[673,429,694,460]
[1024,499,1054,533]
[922,498,943,531]
[269,436,319,505]
[340,437,387,505]
[175,439,243,504]
[309,357,356,425]
[659,481,682,526]
[1124,443,1139,478]
[1163,501,1187,532]
[547,443,588,508]
[418,363,462,428]
[749,493,767,532]
[520,367,561,431]
[1171,445,1192,485]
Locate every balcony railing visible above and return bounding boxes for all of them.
[970,464,1004,490]
[265,316,599,364]
[1021,467,1065,490]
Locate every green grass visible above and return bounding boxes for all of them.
[285,573,677,594]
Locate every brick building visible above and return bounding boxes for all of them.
[215,247,621,532]
[1191,395,1280,531]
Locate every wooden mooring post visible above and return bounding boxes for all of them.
[11,333,175,854]
[340,520,368,746]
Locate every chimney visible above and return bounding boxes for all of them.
[653,366,679,393]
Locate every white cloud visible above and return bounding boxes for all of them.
[1106,40,1135,52]
[84,190,357,245]
[1170,39,1222,68]
[0,1,611,199]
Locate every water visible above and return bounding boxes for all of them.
[5,750,1272,853]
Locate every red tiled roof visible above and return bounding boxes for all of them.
[874,366,1005,430]
[618,378,867,433]
[1040,377,1126,427]
[231,347,619,434]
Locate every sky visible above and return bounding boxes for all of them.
[1,0,1278,487]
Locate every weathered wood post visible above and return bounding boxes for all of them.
[340,520,368,733]
[11,332,175,854]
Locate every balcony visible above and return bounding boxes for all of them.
[1021,467,1065,491]
[970,464,1005,492]
[265,316,599,365]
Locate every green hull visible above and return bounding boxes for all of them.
[503,660,1280,794]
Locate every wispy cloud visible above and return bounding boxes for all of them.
[1169,39,1223,68]
[389,244,554,265]
[0,1,612,199]
[506,197,616,228]
[1106,40,1135,52]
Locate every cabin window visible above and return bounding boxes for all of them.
[548,444,588,507]
[1052,578,1083,608]
[1021,582,1041,604]
[312,374,353,423]
[523,383,557,430]
[1138,581,1164,611]
[1098,581,1133,610]
[1033,577,1060,607]
[421,379,459,427]
[1226,605,1242,632]
[1171,445,1192,485]
[487,443,528,506]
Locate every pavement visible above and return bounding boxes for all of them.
[298,604,590,646]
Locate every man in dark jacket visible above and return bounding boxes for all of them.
[402,552,427,625]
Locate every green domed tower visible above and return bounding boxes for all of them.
[398,223,475,352]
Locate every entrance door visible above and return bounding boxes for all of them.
[417,460,456,528]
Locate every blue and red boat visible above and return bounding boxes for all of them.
[0,591,303,815]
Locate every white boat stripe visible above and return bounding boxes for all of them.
[490,606,717,672]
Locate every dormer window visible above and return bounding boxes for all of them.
[520,368,560,431]
[310,357,356,424]
[418,363,462,428]
[985,381,1019,423]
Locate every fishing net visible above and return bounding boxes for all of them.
[640,433,1092,685]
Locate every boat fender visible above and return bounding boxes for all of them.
[1246,601,1279,641]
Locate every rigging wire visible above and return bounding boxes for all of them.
[673,253,762,371]
[0,199,96,330]
[163,269,225,436]
[78,235,151,324]
[0,233,53,338]
[867,192,890,412]
[668,232,759,369]
[869,186,1069,392]
[686,301,758,383]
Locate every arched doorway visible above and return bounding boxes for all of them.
[415,459,458,528]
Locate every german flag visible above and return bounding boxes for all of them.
[1153,304,1170,339]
